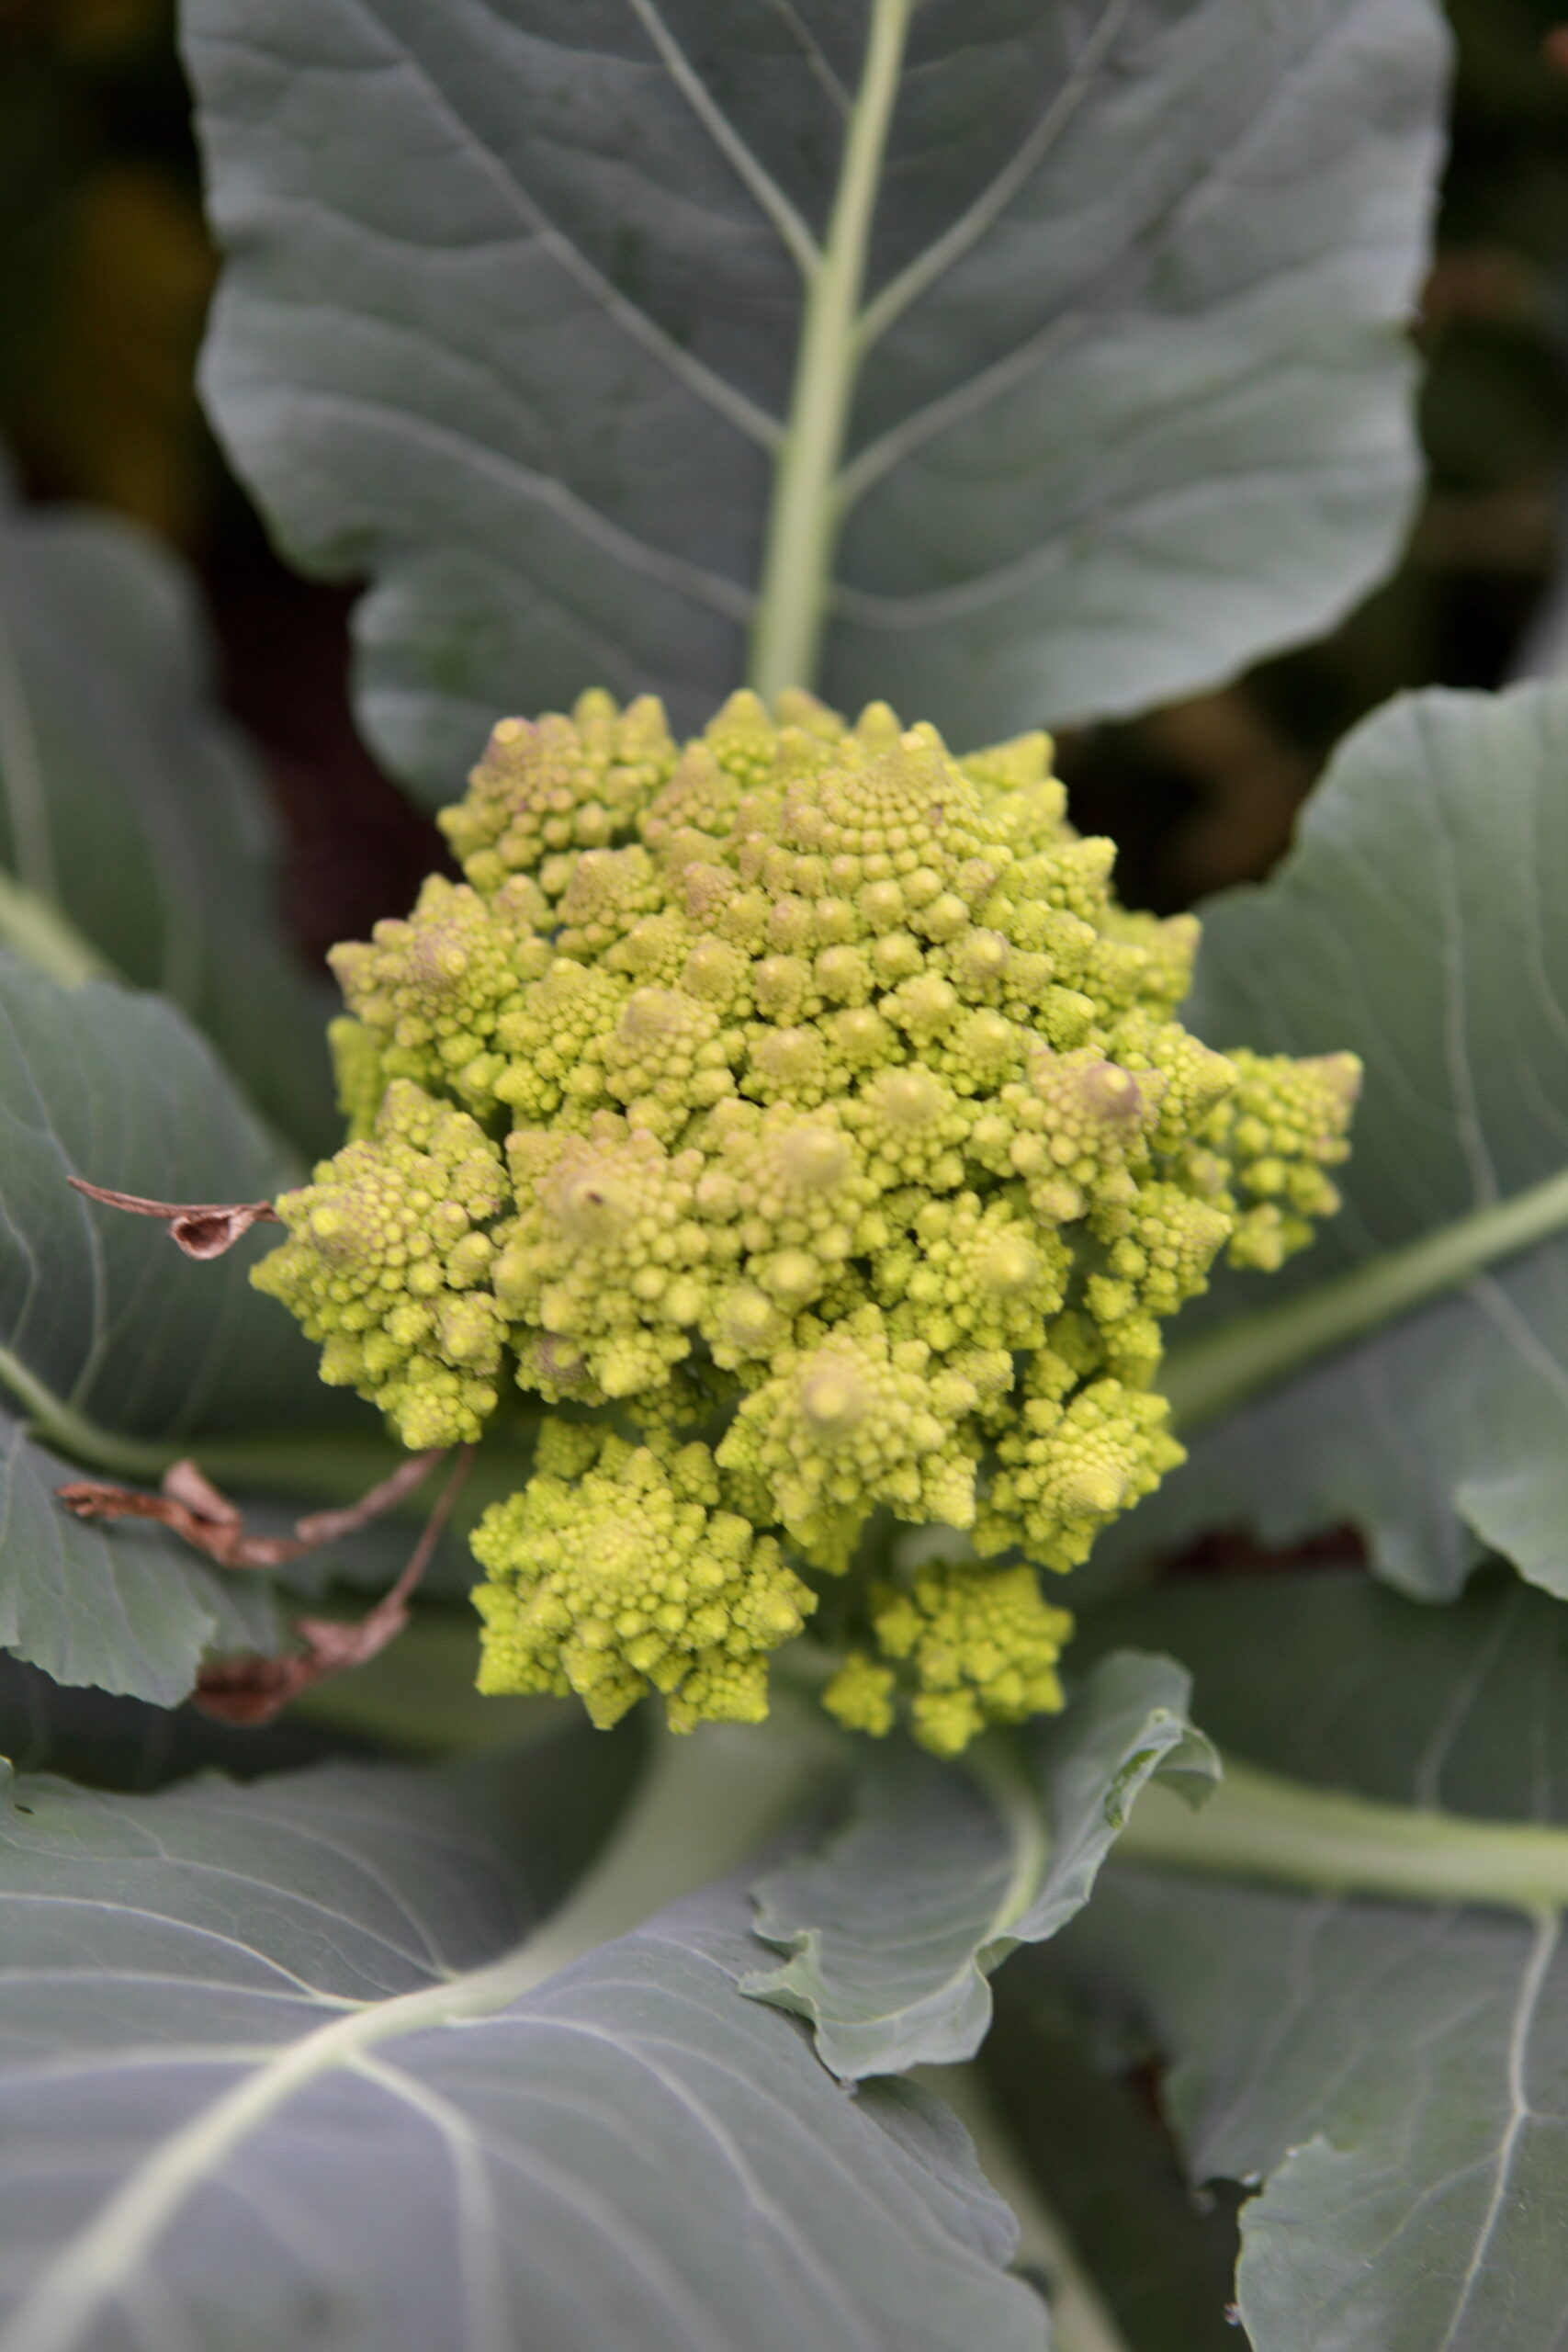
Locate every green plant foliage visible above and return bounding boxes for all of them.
[1086,1566,1568,1815]
[184,0,1448,801]
[0,1724,1051,2352]
[1130,680,1568,1600]
[14,8,1568,2345]
[0,453,336,1153]
[0,1425,276,1710]
[1048,1571,1568,2352]
[0,951,350,1700]
[745,1649,1214,2077]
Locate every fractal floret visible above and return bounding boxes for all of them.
[255,688,1359,1751]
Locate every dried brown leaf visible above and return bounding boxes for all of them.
[191,1652,318,1725]
[67,1176,280,1260]
[56,1449,444,1569]
[191,1448,476,1725]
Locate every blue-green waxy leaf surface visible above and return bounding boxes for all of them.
[745,1649,1215,2078]
[0,953,350,1702]
[186,0,1446,799]
[1128,679,1568,1601]
[0,1729,1049,2352]
[1048,1572,1568,2352]
[0,457,336,1154]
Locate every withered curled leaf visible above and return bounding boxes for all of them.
[67,1176,281,1260]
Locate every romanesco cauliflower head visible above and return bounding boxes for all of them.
[258,689,1359,1750]
[470,1424,813,1732]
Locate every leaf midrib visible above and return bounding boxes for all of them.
[0,1723,822,2352]
[0,1945,531,2352]
[749,0,912,698]
[1161,1160,1568,1432]
[1121,1758,1568,1914]
[1431,1911,1559,2352]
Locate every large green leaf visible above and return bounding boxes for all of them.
[744,1650,1215,2077]
[1064,1878,1568,2352]
[1048,1571,1568,2352]
[0,1729,1049,2352]
[0,950,360,1700]
[1083,1566,1568,1815]
[0,1420,278,1707]
[1123,680,1568,1600]
[185,0,1447,800]
[0,458,336,1154]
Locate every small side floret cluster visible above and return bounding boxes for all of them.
[254,689,1358,1752]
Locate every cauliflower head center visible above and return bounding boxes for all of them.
[254,687,1359,1751]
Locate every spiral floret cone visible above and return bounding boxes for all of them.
[257,689,1359,1748]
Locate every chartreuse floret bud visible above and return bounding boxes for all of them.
[329,875,549,1117]
[1179,1047,1361,1270]
[829,1558,1074,1758]
[254,1080,506,1448]
[254,690,1360,1750]
[470,1424,814,1730]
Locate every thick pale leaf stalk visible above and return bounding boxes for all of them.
[1121,1757,1568,1917]
[497,1710,839,1998]
[0,1350,174,1486]
[749,0,910,699]
[1162,1161,1568,1431]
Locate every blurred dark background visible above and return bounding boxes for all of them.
[4,0,1567,954]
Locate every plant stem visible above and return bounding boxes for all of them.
[3,1366,392,1490]
[748,0,910,701]
[1160,1162,1568,1432]
[0,1333,540,1517]
[1121,1755,1568,1917]
[496,1707,840,2000]
[0,1345,175,1479]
